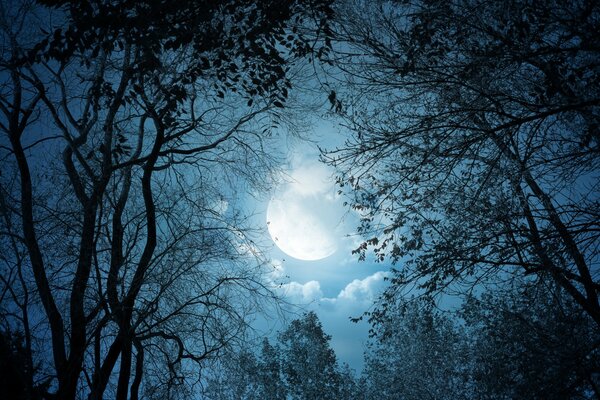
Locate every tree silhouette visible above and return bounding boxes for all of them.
[461,281,599,399]
[203,312,356,400]
[362,301,469,400]
[362,282,599,399]
[279,312,349,400]
[323,0,600,326]
[0,0,333,398]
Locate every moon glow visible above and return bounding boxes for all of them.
[266,164,341,261]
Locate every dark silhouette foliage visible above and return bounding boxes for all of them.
[324,0,600,327]
[0,0,334,399]
[362,282,600,399]
[203,312,356,400]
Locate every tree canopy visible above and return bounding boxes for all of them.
[0,0,333,398]
[203,312,356,400]
[204,284,599,399]
[361,281,599,399]
[324,0,600,326]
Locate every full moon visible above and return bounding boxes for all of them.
[266,163,342,261]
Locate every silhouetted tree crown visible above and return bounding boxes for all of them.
[0,0,333,398]
[324,0,600,327]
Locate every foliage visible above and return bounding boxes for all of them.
[0,330,30,400]
[202,349,262,400]
[362,301,471,400]
[203,312,357,400]
[255,338,288,400]
[30,0,334,116]
[461,281,600,399]
[324,0,600,326]
[279,311,355,400]
[361,282,600,399]
[0,0,334,398]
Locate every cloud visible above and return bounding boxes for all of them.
[278,280,323,304]
[319,271,389,372]
[266,259,286,281]
[336,271,388,303]
[276,271,388,309]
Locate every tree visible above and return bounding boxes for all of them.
[323,0,600,326]
[362,300,470,400]
[203,312,358,400]
[202,348,262,400]
[0,329,34,400]
[461,281,600,399]
[362,282,600,400]
[202,338,288,400]
[254,338,288,400]
[279,311,354,400]
[0,0,334,398]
